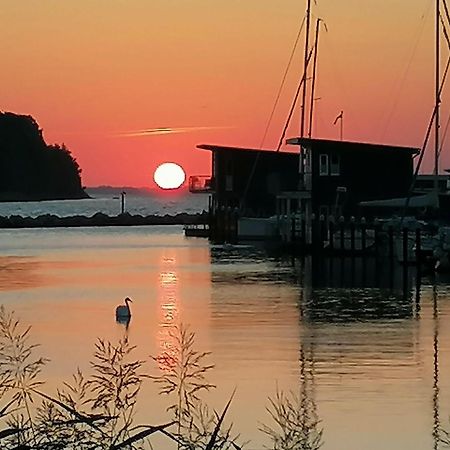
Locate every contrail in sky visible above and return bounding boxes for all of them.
[116,126,231,137]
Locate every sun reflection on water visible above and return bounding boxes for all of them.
[155,254,180,371]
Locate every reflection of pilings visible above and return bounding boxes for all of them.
[299,255,416,323]
[414,269,421,318]
[299,345,308,432]
[299,272,319,440]
[304,255,415,292]
[288,216,428,265]
[299,339,319,443]
[432,284,440,450]
[210,208,238,244]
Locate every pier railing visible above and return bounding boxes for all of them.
[207,208,438,266]
[279,214,434,264]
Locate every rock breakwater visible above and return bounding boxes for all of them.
[0,211,208,229]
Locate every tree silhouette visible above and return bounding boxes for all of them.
[0,112,87,201]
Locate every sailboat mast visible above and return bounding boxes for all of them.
[435,0,440,190]
[308,19,321,138]
[300,0,311,138]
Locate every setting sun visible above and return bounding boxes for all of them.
[153,162,186,190]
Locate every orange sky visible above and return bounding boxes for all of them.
[0,0,445,187]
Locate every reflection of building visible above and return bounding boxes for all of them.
[299,255,417,322]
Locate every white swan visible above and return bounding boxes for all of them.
[115,297,132,320]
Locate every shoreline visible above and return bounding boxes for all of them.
[0,211,208,229]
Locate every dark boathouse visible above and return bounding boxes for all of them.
[191,139,420,243]
[195,144,300,216]
[284,137,420,220]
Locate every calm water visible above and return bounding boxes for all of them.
[1,225,450,449]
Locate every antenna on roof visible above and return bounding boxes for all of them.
[333,111,344,141]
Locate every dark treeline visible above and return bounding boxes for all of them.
[0,112,88,201]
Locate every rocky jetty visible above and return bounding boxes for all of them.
[0,211,208,229]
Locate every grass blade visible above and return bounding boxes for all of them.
[205,389,235,450]
[32,388,115,431]
[109,421,175,449]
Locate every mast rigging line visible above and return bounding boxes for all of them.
[260,16,306,149]
[438,110,450,158]
[242,12,309,209]
[401,52,450,220]
[380,2,432,140]
[277,48,314,151]
[442,0,450,28]
[440,13,450,49]
[439,0,450,160]
[439,0,450,159]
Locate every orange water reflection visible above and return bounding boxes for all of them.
[156,253,180,372]
[0,256,46,290]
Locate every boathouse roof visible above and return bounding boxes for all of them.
[197,144,297,154]
[286,137,420,155]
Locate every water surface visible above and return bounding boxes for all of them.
[1,226,450,449]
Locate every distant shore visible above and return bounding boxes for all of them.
[0,211,208,229]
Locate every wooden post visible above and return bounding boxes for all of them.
[361,217,366,253]
[402,228,409,294]
[208,196,213,241]
[120,191,126,214]
[301,215,306,247]
[311,213,318,253]
[339,216,345,253]
[319,214,325,252]
[415,228,421,267]
[291,214,296,247]
[329,217,335,252]
[402,228,408,265]
[374,219,380,260]
[232,207,239,243]
[226,207,230,243]
[350,216,355,254]
[389,226,394,260]
[219,206,225,243]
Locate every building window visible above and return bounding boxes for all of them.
[330,154,340,176]
[319,154,329,176]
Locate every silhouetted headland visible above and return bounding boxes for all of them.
[0,112,88,201]
[0,211,208,228]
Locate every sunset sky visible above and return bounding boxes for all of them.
[0,0,444,187]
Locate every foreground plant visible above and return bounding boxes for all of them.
[1,305,322,450]
[152,324,241,450]
[0,305,48,447]
[442,428,450,447]
[34,337,174,449]
[0,306,173,449]
[260,387,323,450]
